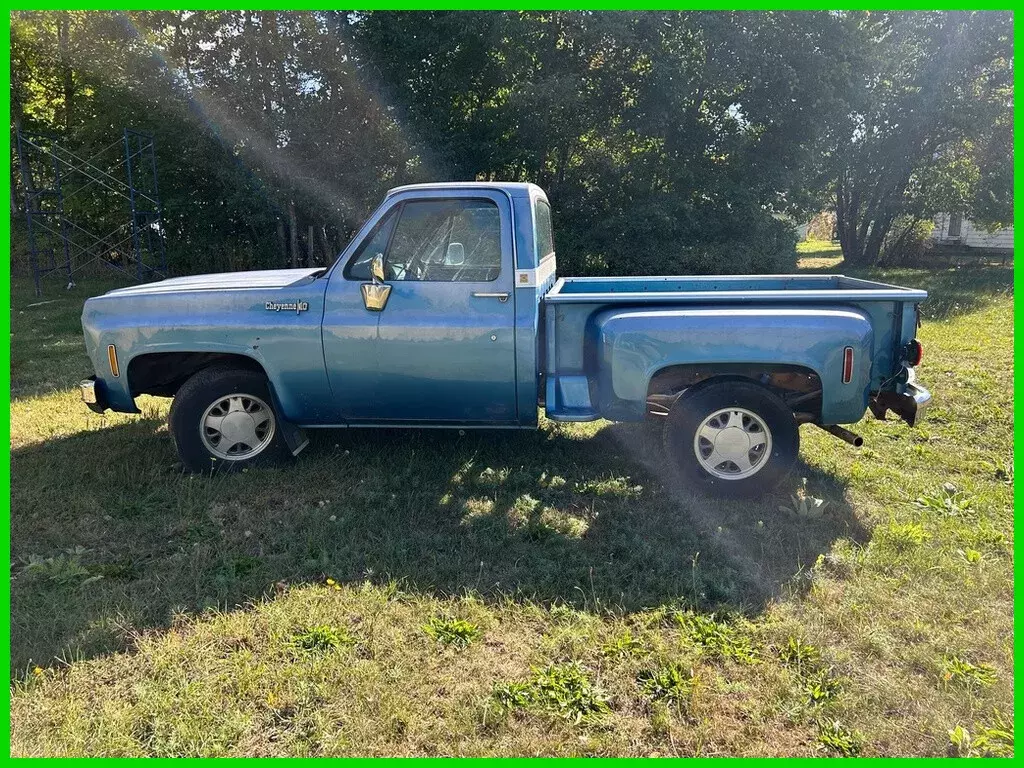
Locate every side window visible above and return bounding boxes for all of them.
[345,208,398,280]
[386,199,502,282]
[534,199,555,261]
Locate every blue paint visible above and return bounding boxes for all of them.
[82,183,928,432]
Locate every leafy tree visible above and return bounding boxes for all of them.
[833,11,1013,265]
[13,11,1008,278]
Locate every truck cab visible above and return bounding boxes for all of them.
[81,182,930,497]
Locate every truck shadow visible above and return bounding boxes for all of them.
[10,417,866,672]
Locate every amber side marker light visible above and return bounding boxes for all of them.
[107,345,120,377]
[841,346,854,384]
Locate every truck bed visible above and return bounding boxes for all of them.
[545,274,928,304]
[542,273,928,424]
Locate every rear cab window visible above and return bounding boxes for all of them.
[534,199,555,262]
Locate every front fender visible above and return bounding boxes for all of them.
[593,305,874,424]
[82,282,334,422]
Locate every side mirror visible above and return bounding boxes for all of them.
[362,253,391,311]
[371,253,386,283]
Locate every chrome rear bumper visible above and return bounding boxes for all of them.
[869,372,931,427]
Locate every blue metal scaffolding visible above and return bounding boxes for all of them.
[15,127,168,296]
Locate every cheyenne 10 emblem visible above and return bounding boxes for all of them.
[265,300,309,314]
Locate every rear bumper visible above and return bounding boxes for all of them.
[80,377,109,414]
[869,372,931,427]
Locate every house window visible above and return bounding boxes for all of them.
[947,212,962,238]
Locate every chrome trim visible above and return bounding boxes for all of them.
[472,292,510,302]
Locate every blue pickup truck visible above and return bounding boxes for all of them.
[81,182,930,496]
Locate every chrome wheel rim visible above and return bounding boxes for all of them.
[693,407,772,480]
[200,393,276,461]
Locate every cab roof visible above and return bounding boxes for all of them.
[385,181,544,200]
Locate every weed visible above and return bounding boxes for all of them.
[574,476,642,499]
[672,611,758,664]
[19,549,103,587]
[491,680,534,712]
[779,478,828,519]
[290,625,355,653]
[637,663,695,706]
[874,521,928,552]
[801,668,844,706]
[600,629,648,659]
[941,655,997,689]
[958,548,983,564]
[816,719,864,756]
[423,615,482,648]
[916,484,974,517]
[778,636,821,669]
[948,711,1013,757]
[492,663,611,725]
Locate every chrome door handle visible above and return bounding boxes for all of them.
[472,292,510,303]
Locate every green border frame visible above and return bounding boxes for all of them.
[1,4,1018,761]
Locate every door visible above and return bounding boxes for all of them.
[321,206,399,420]
[372,195,518,422]
[324,191,519,424]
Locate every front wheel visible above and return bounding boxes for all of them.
[169,365,290,473]
[663,380,799,497]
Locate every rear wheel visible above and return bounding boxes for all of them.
[663,380,799,497]
[169,365,290,473]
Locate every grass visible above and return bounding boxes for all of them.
[8,246,1014,756]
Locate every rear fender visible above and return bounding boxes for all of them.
[592,306,874,423]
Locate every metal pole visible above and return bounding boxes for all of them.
[15,130,42,296]
[123,128,143,282]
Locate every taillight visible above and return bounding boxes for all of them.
[905,339,923,367]
[842,346,854,384]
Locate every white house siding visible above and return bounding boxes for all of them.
[931,213,1013,250]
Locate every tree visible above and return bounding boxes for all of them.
[834,11,1013,266]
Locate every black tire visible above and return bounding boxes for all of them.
[169,365,290,474]
[663,379,799,498]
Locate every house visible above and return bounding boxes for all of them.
[930,213,1013,252]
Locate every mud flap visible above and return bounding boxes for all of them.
[278,416,310,457]
[267,385,310,456]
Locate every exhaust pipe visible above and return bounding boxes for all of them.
[816,424,864,447]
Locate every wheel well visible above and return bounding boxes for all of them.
[647,363,823,419]
[128,352,267,398]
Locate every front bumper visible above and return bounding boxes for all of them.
[80,377,109,414]
[869,371,931,427]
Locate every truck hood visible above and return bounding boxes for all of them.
[100,268,325,298]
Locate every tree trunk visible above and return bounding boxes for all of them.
[276,218,287,266]
[319,224,333,264]
[288,200,299,268]
[307,224,315,265]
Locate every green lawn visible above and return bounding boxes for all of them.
[9,251,1015,756]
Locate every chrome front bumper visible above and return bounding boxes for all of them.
[80,377,108,414]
